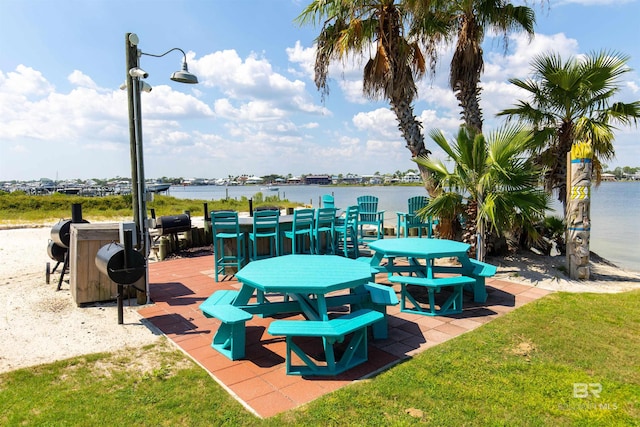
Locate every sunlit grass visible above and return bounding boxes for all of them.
[1,291,638,426]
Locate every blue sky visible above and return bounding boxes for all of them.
[1,0,638,182]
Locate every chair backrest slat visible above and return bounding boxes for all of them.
[322,194,335,209]
[343,205,359,230]
[407,196,429,225]
[253,209,280,233]
[357,195,380,222]
[292,208,315,230]
[316,207,336,227]
[211,211,240,233]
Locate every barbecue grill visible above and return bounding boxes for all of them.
[46,204,88,289]
[95,229,146,324]
[50,219,72,249]
[154,213,192,235]
[47,240,66,263]
[95,242,146,286]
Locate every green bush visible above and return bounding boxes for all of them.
[0,192,299,223]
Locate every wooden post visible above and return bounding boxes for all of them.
[566,142,592,280]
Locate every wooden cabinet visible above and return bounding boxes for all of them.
[69,223,144,306]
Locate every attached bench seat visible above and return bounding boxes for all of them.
[468,259,497,277]
[267,309,384,376]
[432,259,497,303]
[199,290,252,360]
[200,290,239,314]
[387,275,475,316]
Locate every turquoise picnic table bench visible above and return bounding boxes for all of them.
[200,255,399,374]
[368,238,497,315]
[268,309,384,376]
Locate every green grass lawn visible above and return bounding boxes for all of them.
[1,290,638,426]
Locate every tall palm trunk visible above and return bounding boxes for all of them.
[456,84,483,133]
[462,199,478,258]
[389,96,436,196]
[451,15,484,135]
[544,121,574,212]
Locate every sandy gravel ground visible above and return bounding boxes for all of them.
[0,226,163,373]
[1,224,639,374]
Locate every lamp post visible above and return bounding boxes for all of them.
[124,32,198,303]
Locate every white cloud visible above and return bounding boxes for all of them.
[68,70,98,90]
[485,32,580,82]
[0,64,54,96]
[353,108,398,139]
[286,40,316,79]
[0,62,215,181]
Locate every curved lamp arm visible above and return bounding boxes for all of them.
[141,47,188,60]
[140,48,198,84]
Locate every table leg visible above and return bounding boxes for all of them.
[234,284,256,305]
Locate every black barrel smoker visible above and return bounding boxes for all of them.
[152,212,192,235]
[95,230,146,324]
[46,203,88,290]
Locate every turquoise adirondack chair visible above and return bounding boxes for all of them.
[396,196,434,238]
[356,195,384,243]
[322,194,335,209]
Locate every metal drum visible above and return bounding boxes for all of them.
[50,219,72,249]
[47,240,67,263]
[95,243,146,285]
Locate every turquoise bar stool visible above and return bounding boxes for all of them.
[249,209,280,261]
[211,211,246,282]
[283,208,315,254]
[314,207,336,254]
[335,205,359,258]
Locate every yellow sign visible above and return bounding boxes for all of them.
[571,142,593,160]
[571,186,590,199]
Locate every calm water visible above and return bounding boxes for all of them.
[167,182,640,272]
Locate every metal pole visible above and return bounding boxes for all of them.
[125,33,140,248]
[126,33,149,303]
[132,77,148,258]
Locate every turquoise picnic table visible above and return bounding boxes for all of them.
[367,238,496,315]
[200,254,398,375]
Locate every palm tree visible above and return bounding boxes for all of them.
[498,50,640,211]
[415,124,549,260]
[406,0,538,133]
[297,0,439,193]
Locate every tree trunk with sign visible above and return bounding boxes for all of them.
[566,142,593,280]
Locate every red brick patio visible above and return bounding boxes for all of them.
[139,254,550,418]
